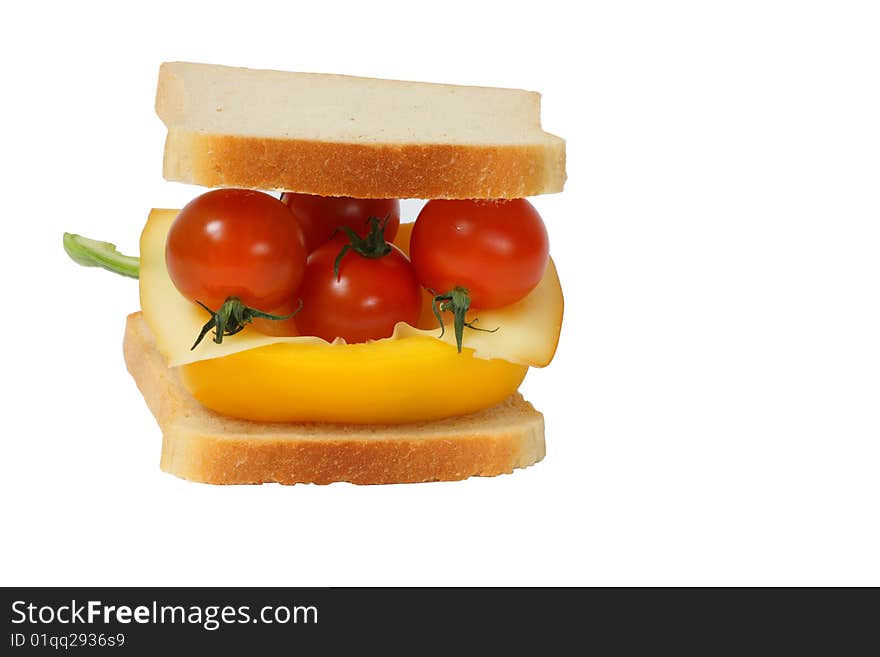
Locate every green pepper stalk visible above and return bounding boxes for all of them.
[63,233,140,278]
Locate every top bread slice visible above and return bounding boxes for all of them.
[156,62,566,199]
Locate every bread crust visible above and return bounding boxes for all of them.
[163,129,566,199]
[123,313,546,485]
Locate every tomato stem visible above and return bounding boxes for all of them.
[333,216,393,280]
[430,286,499,353]
[191,296,303,350]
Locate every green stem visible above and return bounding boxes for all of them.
[431,286,499,353]
[333,216,393,280]
[63,233,140,279]
[191,296,303,350]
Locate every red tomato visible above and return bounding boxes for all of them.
[295,236,422,343]
[409,199,549,309]
[281,192,400,252]
[166,189,307,311]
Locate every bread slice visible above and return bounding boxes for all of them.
[123,312,546,485]
[156,62,566,199]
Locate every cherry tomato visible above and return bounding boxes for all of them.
[281,192,400,252]
[166,189,307,311]
[295,236,422,343]
[409,199,549,309]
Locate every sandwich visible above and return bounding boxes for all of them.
[63,61,566,485]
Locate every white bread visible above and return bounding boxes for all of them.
[123,312,546,485]
[156,62,566,199]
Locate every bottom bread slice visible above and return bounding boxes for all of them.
[123,312,546,485]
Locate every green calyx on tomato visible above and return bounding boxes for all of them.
[191,296,303,350]
[430,286,498,354]
[333,216,393,280]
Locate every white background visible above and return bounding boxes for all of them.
[1,1,878,586]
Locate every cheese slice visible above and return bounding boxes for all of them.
[140,209,563,367]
